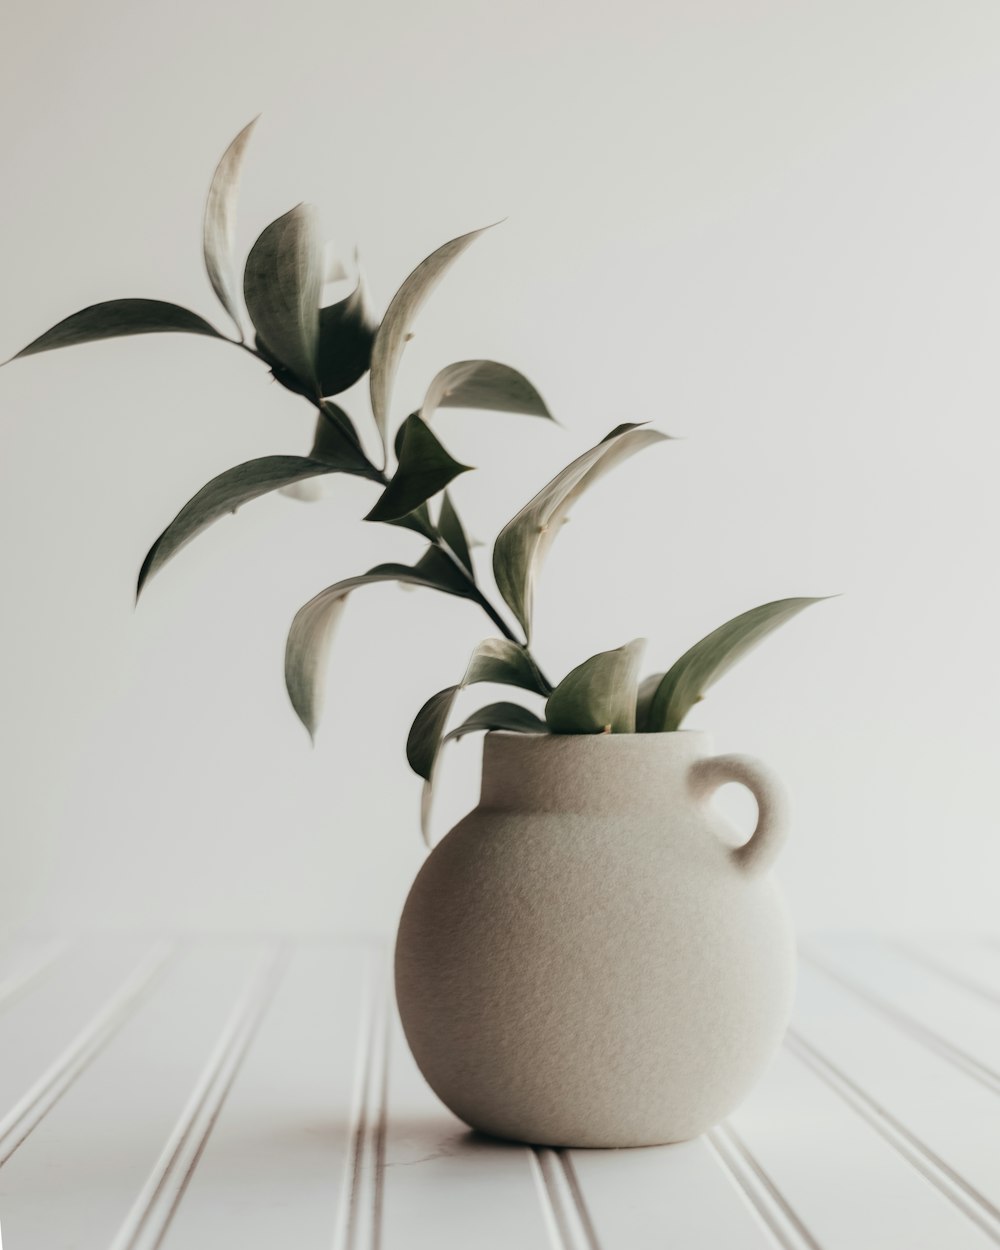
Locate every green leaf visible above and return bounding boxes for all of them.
[365,414,472,523]
[444,701,549,743]
[383,502,437,542]
[545,639,646,735]
[639,597,826,732]
[244,205,322,393]
[421,360,553,423]
[203,117,258,340]
[285,552,478,739]
[309,402,378,478]
[8,299,225,361]
[438,491,472,574]
[369,223,495,461]
[406,638,551,780]
[137,455,340,596]
[493,424,670,641]
[317,268,378,397]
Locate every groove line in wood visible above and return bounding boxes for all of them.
[527,1145,582,1250]
[331,951,391,1250]
[107,943,290,1250]
[705,1124,822,1250]
[0,942,175,1168]
[785,1029,1000,1243]
[801,949,1000,1097]
[531,1148,601,1250]
[557,1153,602,1250]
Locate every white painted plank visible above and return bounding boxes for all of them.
[729,1045,999,1250]
[380,1002,556,1250]
[157,940,374,1250]
[891,934,1000,1005]
[567,1135,778,1250]
[790,963,1000,1237]
[0,940,269,1248]
[0,937,171,1156]
[805,934,1000,1089]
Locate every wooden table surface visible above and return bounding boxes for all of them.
[0,933,996,1249]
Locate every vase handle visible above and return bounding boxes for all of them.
[689,753,790,876]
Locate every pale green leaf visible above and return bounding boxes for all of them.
[545,639,646,735]
[421,360,552,424]
[369,224,495,461]
[244,205,322,393]
[137,455,340,597]
[493,424,670,641]
[8,300,224,360]
[285,553,478,739]
[366,415,471,523]
[640,597,827,733]
[407,637,550,780]
[203,117,258,340]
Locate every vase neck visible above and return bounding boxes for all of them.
[479,731,713,813]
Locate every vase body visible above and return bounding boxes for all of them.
[394,730,795,1148]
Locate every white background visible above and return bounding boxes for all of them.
[1,0,997,937]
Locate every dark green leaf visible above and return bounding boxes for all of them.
[317,269,378,397]
[285,552,479,739]
[243,205,322,393]
[309,402,379,478]
[640,597,827,733]
[445,701,549,743]
[203,118,258,340]
[421,360,553,422]
[383,502,437,541]
[438,491,472,573]
[369,224,495,460]
[366,415,472,523]
[545,639,646,735]
[8,299,225,361]
[493,424,670,641]
[138,455,339,597]
[406,638,551,780]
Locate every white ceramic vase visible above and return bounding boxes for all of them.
[394,730,795,1148]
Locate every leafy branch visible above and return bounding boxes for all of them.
[3,117,829,841]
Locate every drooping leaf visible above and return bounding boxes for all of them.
[366,414,472,523]
[244,205,322,393]
[285,553,479,739]
[421,360,553,424]
[545,639,646,735]
[317,268,378,397]
[444,701,549,743]
[639,597,826,733]
[309,402,378,478]
[203,117,258,340]
[369,223,495,460]
[438,491,472,574]
[8,300,225,361]
[137,455,342,596]
[493,424,670,641]
[406,638,551,780]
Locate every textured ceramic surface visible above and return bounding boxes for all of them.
[394,730,796,1148]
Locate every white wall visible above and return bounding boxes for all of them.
[1,0,998,937]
